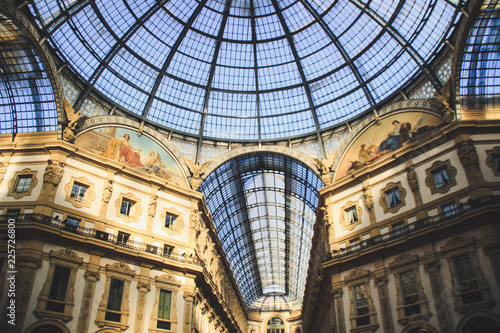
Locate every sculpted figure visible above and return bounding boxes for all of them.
[148,194,158,218]
[310,150,336,185]
[102,179,114,203]
[43,160,65,189]
[363,186,374,210]
[407,166,419,191]
[184,157,211,190]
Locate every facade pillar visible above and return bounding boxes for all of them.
[134,281,151,332]
[424,261,452,333]
[1,248,43,332]
[183,292,195,333]
[375,276,394,333]
[333,288,346,333]
[76,265,101,332]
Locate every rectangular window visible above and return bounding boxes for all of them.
[400,270,421,316]
[442,202,458,217]
[45,266,71,313]
[433,168,450,188]
[5,209,21,219]
[164,213,177,229]
[353,284,370,326]
[105,278,124,322]
[70,182,88,201]
[120,199,134,216]
[345,206,358,224]
[164,244,174,256]
[64,217,80,231]
[453,253,482,304]
[385,188,402,207]
[15,175,32,192]
[392,221,405,236]
[157,289,172,330]
[117,231,130,245]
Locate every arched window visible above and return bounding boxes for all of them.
[462,316,500,333]
[267,317,285,333]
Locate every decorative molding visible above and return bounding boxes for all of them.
[379,181,407,214]
[202,145,321,180]
[339,200,363,231]
[34,247,83,322]
[425,160,458,195]
[114,192,143,223]
[7,168,38,199]
[486,147,500,176]
[64,176,96,208]
[160,207,184,236]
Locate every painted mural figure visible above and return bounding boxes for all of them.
[342,113,443,178]
[101,133,144,167]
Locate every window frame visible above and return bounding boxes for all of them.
[115,193,143,223]
[441,236,494,314]
[7,168,38,199]
[160,207,184,236]
[486,147,500,176]
[34,248,83,322]
[379,182,407,214]
[388,253,431,325]
[339,201,363,231]
[344,267,379,332]
[149,272,181,333]
[95,262,135,330]
[425,160,457,195]
[64,176,95,208]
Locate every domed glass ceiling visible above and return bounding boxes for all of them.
[29,0,460,141]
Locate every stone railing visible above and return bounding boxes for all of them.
[0,213,200,265]
[321,195,500,263]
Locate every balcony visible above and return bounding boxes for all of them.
[321,195,500,263]
[0,213,200,266]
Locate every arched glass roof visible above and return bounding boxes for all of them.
[200,153,323,311]
[0,13,58,134]
[28,0,460,141]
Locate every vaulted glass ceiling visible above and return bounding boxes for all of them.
[0,13,58,134]
[28,0,461,141]
[200,153,323,311]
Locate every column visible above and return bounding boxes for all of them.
[424,261,452,333]
[375,276,394,333]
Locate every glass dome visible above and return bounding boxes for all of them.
[29,0,460,141]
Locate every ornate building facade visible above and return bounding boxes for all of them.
[0,0,499,332]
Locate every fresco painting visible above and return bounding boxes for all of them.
[74,127,187,187]
[335,112,445,180]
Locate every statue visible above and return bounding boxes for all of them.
[363,186,374,210]
[190,209,202,233]
[148,194,158,218]
[407,166,419,191]
[184,157,210,190]
[43,160,65,189]
[428,79,455,121]
[102,179,113,204]
[457,140,479,172]
[62,99,87,141]
[310,150,336,185]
